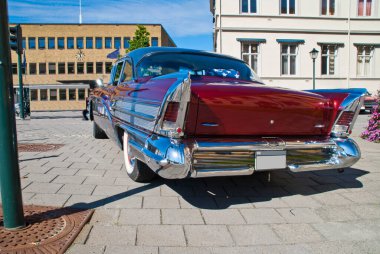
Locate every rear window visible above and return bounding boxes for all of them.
[137,52,262,83]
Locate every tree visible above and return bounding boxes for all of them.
[126,25,150,53]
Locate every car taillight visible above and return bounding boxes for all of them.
[336,111,355,126]
[163,102,179,122]
[331,97,363,138]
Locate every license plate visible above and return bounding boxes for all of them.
[256,150,286,170]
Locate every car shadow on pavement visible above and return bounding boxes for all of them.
[68,167,369,211]
[31,115,83,120]
[19,155,59,162]
[71,181,165,210]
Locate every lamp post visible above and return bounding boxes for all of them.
[309,48,319,90]
[0,0,26,230]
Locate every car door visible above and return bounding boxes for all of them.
[94,60,124,137]
[112,58,163,133]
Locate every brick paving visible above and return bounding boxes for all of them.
[5,111,380,253]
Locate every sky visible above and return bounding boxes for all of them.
[7,0,214,51]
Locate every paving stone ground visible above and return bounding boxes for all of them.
[5,111,380,253]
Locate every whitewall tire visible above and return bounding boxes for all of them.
[123,132,134,174]
[122,131,156,182]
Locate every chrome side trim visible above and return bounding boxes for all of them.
[113,99,161,132]
[113,96,161,106]
[113,106,155,122]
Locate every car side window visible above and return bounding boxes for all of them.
[112,61,124,86]
[119,60,133,83]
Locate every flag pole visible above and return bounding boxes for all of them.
[79,0,82,24]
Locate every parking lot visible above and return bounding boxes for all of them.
[15,112,380,254]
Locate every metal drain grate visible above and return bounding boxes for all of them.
[18,144,64,153]
[0,205,93,254]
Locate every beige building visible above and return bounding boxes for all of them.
[210,0,380,93]
[10,23,176,111]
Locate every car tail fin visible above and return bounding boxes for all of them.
[154,72,191,138]
[307,88,367,138]
[331,96,363,138]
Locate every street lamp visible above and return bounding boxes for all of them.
[309,48,319,90]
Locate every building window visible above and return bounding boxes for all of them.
[77,62,84,74]
[357,45,373,76]
[29,37,36,49]
[59,89,67,100]
[39,63,46,75]
[48,37,55,49]
[38,37,45,49]
[105,62,113,74]
[241,0,257,13]
[68,62,75,74]
[86,37,93,49]
[96,62,103,74]
[281,0,296,14]
[12,63,17,74]
[58,37,65,49]
[114,37,121,49]
[50,89,58,101]
[86,62,94,73]
[358,0,372,16]
[40,89,48,101]
[151,37,159,47]
[96,37,102,49]
[241,43,259,73]
[58,62,65,74]
[78,89,86,100]
[321,0,335,15]
[67,37,74,49]
[22,37,26,49]
[105,37,112,49]
[281,44,297,75]
[69,89,76,101]
[124,37,130,48]
[48,62,56,74]
[77,37,84,49]
[321,45,337,75]
[30,90,38,101]
[29,63,36,75]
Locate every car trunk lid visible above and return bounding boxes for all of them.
[188,78,339,137]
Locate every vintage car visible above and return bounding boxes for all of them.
[361,91,378,112]
[89,47,365,182]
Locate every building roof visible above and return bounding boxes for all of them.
[11,23,177,47]
[13,23,165,26]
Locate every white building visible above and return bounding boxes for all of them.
[210,0,380,93]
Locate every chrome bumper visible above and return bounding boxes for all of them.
[123,126,361,179]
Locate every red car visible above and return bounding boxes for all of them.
[361,92,378,112]
[89,47,364,182]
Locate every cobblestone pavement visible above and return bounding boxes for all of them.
[10,111,380,253]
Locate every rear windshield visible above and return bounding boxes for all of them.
[137,52,262,83]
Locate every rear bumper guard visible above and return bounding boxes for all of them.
[124,127,361,179]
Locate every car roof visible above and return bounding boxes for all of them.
[121,47,245,65]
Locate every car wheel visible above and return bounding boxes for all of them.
[93,121,108,139]
[123,132,156,182]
